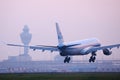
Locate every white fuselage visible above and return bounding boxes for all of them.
[60,38,101,56]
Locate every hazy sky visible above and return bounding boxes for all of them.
[0,0,120,61]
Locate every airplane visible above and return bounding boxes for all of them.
[7,23,120,63]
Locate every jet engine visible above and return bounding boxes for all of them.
[103,49,112,55]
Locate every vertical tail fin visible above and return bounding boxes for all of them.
[56,22,64,47]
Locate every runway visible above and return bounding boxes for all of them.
[0,60,120,73]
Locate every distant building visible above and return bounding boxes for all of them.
[5,25,32,62]
[5,54,32,62]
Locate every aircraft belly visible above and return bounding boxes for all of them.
[65,48,84,56]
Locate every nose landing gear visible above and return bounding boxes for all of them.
[64,56,71,63]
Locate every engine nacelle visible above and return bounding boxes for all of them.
[103,49,112,55]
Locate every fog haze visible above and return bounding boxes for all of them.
[0,0,120,61]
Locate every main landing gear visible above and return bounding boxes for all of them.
[64,56,71,63]
[89,52,96,63]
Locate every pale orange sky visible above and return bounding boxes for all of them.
[0,0,120,61]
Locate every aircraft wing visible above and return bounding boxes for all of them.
[29,45,59,51]
[7,44,59,52]
[87,44,120,53]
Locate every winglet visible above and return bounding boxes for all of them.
[56,22,64,47]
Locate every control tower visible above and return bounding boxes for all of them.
[6,25,32,62]
[20,25,32,56]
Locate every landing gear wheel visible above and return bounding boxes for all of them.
[89,56,92,62]
[67,57,70,63]
[92,56,96,62]
[64,57,67,63]
[89,55,96,63]
[89,59,91,63]
[64,56,71,63]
